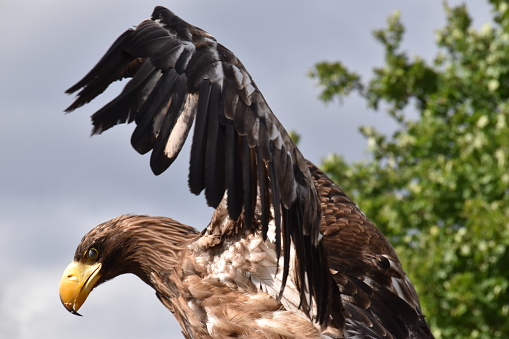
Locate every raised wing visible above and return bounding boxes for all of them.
[66,6,332,324]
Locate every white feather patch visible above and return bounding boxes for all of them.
[164,94,198,158]
[250,219,319,327]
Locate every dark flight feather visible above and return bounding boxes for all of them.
[132,68,180,155]
[65,30,135,109]
[189,80,211,195]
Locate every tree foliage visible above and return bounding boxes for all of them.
[309,2,509,338]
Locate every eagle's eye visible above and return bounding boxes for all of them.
[86,248,99,261]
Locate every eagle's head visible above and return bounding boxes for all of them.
[59,214,198,315]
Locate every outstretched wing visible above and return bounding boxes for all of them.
[66,6,333,324]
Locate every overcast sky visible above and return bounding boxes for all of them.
[0,1,492,338]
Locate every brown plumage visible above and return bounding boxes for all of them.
[59,6,433,338]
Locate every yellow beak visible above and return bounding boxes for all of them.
[59,261,102,316]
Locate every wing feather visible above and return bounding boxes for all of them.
[189,80,211,195]
[256,146,271,240]
[224,123,243,221]
[241,136,256,228]
[204,82,226,208]
[150,72,189,174]
[268,155,282,259]
[65,30,136,110]
[86,59,159,136]
[131,68,180,155]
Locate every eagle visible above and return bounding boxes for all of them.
[59,6,433,338]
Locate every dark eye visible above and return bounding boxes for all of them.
[86,248,99,261]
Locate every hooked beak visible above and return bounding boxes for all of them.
[59,261,102,316]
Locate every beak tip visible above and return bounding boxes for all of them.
[62,301,82,316]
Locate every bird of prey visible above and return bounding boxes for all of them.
[60,6,433,338]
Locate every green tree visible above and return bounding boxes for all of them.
[309,2,509,338]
